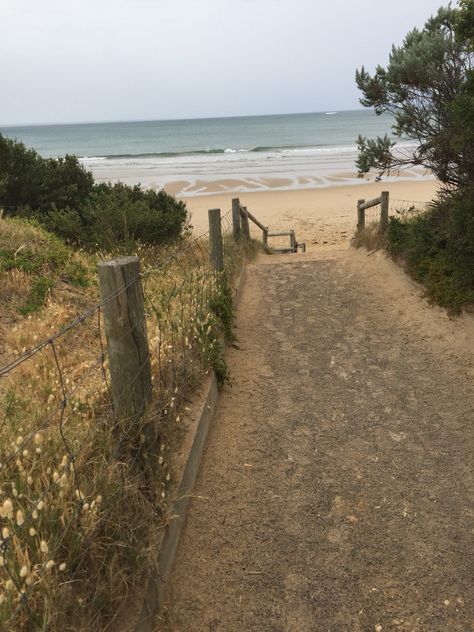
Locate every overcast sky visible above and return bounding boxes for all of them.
[1,0,447,126]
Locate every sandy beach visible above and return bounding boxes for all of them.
[181,179,440,249]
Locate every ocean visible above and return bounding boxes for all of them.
[0,110,423,196]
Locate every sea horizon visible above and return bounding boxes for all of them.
[0,107,368,129]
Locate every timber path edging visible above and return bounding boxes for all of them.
[134,259,248,632]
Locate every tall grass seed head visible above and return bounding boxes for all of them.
[1,499,13,519]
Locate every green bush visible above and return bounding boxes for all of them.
[0,134,189,252]
[0,135,94,213]
[387,189,474,312]
[84,183,188,251]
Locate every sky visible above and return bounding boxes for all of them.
[1,0,448,126]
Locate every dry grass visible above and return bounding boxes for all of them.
[0,216,250,630]
[351,221,387,251]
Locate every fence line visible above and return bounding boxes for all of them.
[356,192,430,232]
[0,200,280,629]
[232,197,305,253]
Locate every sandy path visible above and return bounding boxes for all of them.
[159,248,473,632]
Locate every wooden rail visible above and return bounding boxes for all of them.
[357,191,389,233]
[231,198,305,253]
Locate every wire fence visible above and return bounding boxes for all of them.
[389,197,431,219]
[363,196,430,228]
[0,209,244,630]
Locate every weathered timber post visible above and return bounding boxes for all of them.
[98,256,152,422]
[290,230,296,253]
[208,208,224,272]
[263,228,268,247]
[380,191,389,233]
[241,206,251,240]
[357,199,366,231]
[232,198,241,242]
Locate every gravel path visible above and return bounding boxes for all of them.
[159,250,473,632]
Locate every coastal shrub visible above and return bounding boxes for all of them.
[386,189,474,313]
[83,183,188,251]
[355,4,474,188]
[0,134,189,252]
[0,135,94,212]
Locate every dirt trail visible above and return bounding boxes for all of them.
[159,247,473,632]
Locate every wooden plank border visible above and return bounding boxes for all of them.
[134,259,247,632]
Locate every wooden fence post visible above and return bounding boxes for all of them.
[208,208,224,272]
[241,206,251,240]
[290,230,296,252]
[357,199,366,232]
[263,228,268,247]
[98,256,152,423]
[380,191,389,233]
[232,198,241,242]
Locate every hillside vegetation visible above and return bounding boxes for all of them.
[0,210,253,629]
[0,131,252,628]
[0,217,96,320]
